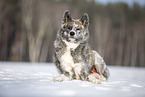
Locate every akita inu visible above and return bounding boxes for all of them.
[53,10,109,84]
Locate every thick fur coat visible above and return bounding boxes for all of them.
[53,11,109,84]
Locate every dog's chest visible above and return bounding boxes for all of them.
[61,50,73,65]
[61,40,79,66]
[60,40,83,77]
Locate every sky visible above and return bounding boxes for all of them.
[95,0,145,7]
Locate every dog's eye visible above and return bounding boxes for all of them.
[63,26,66,29]
[76,28,81,30]
[67,26,72,30]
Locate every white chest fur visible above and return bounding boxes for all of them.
[60,40,82,78]
[61,40,79,66]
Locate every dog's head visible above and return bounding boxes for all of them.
[59,10,89,43]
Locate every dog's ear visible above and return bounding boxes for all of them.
[63,10,72,23]
[80,13,89,27]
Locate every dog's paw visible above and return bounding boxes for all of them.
[53,74,71,82]
[100,76,106,82]
[88,75,102,84]
[53,76,63,82]
[91,79,101,84]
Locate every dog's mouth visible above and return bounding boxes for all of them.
[69,38,76,41]
[67,38,78,43]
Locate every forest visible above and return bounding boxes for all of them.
[0,0,145,67]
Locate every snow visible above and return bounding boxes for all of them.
[0,62,145,97]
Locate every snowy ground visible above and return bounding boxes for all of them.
[0,62,145,97]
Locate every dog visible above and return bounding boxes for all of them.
[53,10,109,84]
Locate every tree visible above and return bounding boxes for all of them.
[21,0,50,62]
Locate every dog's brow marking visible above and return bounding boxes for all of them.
[73,23,79,28]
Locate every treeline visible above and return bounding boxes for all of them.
[0,0,145,67]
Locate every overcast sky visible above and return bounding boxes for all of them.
[95,0,145,7]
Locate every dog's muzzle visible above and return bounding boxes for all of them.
[70,31,75,36]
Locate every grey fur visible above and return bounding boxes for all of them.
[53,11,110,84]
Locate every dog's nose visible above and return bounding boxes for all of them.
[70,31,75,36]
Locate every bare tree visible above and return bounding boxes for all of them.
[0,0,10,60]
[21,0,42,62]
[93,16,111,57]
[21,0,50,62]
